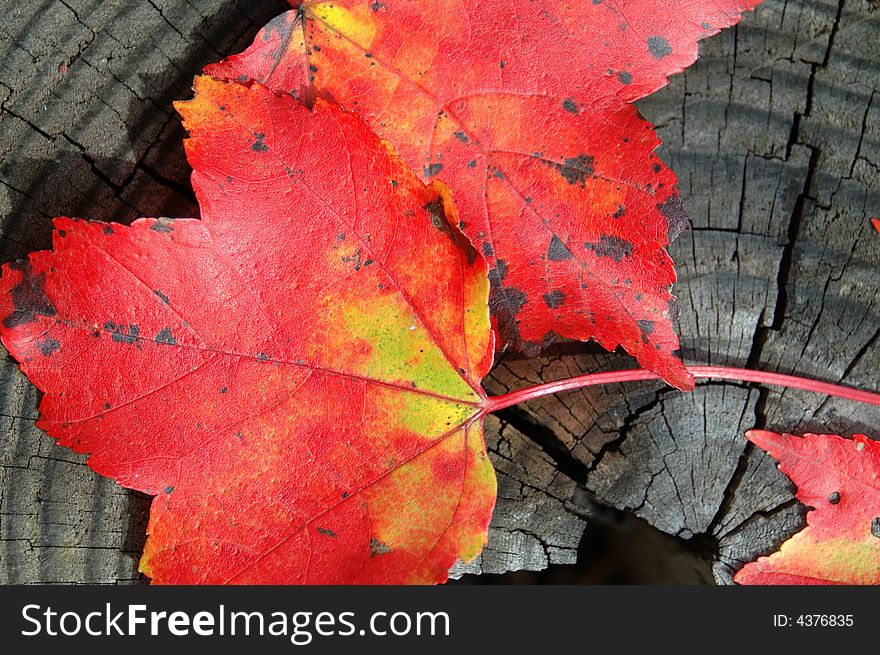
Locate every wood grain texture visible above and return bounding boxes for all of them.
[1,0,878,584]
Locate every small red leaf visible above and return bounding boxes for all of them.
[735,430,880,585]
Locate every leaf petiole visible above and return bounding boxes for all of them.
[483,366,880,414]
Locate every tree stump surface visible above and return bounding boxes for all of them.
[1,0,877,584]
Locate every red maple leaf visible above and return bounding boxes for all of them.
[0,77,496,584]
[205,0,763,391]
[735,430,880,585]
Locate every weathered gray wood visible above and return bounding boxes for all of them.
[647,0,879,583]
[449,416,586,578]
[1,0,878,584]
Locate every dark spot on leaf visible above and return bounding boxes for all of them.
[424,197,449,235]
[453,131,469,143]
[585,235,633,262]
[309,64,318,73]
[156,327,176,345]
[258,353,268,361]
[164,486,174,494]
[562,98,578,114]
[657,194,690,241]
[547,234,574,261]
[154,289,170,305]
[38,337,60,357]
[554,154,594,186]
[111,323,140,345]
[104,403,111,410]
[58,229,66,238]
[251,132,269,152]
[370,1,385,10]
[316,527,337,538]
[617,71,632,84]
[481,242,494,258]
[872,517,880,538]
[102,225,114,235]
[220,387,228,394]
[341,491,349,499]
[342,249,366,271]
[488,277,527,346]
[828,491,840,505]
[543,290,565,309]
[467,160,477,169]
[150,218,174,234]
[647,35,672,59]
[637,319,655,335]
[423,198,478,265]
[486,260,526,335]
[3,262,57,328]
[488,259,508,283]
[652,163,662,173]
[370,537,392,557]
[613,205,625,219]
[499,60,505,68]
[424,162,443,177]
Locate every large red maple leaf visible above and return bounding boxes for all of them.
[0,77,496,584]
[206,0,763,391]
